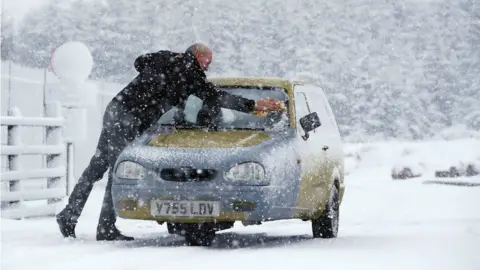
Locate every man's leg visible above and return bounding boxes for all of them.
[56,127,110,238]
[96,169,134,241]
[96,115,139,241]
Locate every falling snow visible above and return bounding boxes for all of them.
[1,0,480,269]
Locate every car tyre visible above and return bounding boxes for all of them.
[183,224,216,246]
[167,222,175,234]
[167,222,185,235]
[312,184,339,238]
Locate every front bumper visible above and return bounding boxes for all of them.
[112,184,295,223]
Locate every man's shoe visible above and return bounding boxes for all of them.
[96,226,134,241]
[56,214,77,238]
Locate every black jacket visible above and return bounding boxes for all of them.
[111,50,256,133]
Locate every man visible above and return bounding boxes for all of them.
[56,43,283,241]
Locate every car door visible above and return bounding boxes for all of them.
[293,87,320,216]
[295,84,338,216]
[306,87,343,169]
[294,84,331,169]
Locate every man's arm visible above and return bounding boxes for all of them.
[198,83,257,113]
[185,65,257,113]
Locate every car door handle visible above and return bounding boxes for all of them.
[322,146,329,151]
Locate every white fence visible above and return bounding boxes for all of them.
[1,61,119,188]
[1,103,75,219]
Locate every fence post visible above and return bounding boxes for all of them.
[66,141,75,196]
[4,107,23,213]
[45,102,64,205]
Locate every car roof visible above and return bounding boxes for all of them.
[209,77,303,89]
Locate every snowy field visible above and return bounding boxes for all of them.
[2,139,480,270]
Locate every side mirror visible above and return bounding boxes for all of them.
[299,112,321,140]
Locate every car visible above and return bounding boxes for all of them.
[111,77,345,246]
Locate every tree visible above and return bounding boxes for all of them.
[14,0,165,81]
[1,10,13,60]
[14,0,79,68]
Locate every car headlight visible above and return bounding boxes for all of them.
[225,162,267,185]
[115,161,146,180]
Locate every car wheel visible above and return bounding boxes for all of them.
[311,184,339,238]
[168,222,186,235]
[167,222,175,234]
[183,223,216,246]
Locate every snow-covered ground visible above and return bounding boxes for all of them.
[2,139,480,270]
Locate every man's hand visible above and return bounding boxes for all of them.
[255,98,285,112]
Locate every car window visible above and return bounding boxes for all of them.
[323,99,338,130]
[155,86,291,132]
[309,90,338,132]
[295,92,310,116]
[295,92,311,133]
[154,95,203,125]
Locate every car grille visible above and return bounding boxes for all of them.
[159,167,217,182]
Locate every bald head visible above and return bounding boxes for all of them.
[186,43,212,71]
[186,43,212,54]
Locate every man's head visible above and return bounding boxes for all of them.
[186,43,213,71]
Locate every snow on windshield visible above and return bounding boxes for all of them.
[155,86,291,131]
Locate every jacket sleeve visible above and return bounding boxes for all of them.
[185,66,256,113]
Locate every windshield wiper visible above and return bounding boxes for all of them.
[217,127,265,131]
[158,124,266,131]
[159,123,214,130]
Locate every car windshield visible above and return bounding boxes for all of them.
[155,86,290,132]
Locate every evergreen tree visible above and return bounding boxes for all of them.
[14,0,77,68]
[1,10,13,61]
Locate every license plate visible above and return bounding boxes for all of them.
[150,200,221,217]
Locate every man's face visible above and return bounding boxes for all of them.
[196,51,212,71]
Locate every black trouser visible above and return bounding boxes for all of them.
[58,100,141,232]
